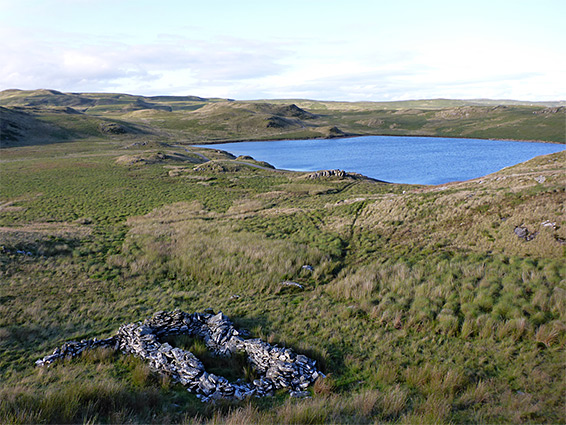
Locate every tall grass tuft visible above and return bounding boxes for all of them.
[277,396,334,424]
[534,321,565,347]
[379,384,408,418]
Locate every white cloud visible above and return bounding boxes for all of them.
[0,19,564,101]
[0,27,289,95]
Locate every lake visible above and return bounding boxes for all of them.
[196,136,565,185]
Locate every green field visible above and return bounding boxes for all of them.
[0,90,565,424]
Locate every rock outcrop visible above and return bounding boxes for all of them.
[307,169,349,179]
[274,104,317,120]
[99,122,129,134]
[36,310,323,402]
[533,106,564,115]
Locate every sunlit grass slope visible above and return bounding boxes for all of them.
[0,134,564,423]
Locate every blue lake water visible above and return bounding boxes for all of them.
[196,136,565,185]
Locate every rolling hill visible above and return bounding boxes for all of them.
[1,89,564,146]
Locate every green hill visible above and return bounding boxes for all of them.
[1,89,564,145]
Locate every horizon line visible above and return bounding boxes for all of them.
[1,88,565,104]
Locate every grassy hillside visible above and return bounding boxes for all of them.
[1,89,564,145]
[0,118,564,425]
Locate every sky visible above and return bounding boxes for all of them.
[0,0,565,101]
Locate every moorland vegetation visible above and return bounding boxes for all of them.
[0,89,565,424]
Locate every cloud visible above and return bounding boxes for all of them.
[239,63,558,102]
[0,27,288,94]
[1,23,564,101]
[242,35,565,101]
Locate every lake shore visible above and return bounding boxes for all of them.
[195,136,565,185]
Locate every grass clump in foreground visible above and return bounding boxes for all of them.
[0,139,565,424]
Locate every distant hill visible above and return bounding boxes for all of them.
[253,98,566,110]
[0,89,215,112]
[1,89,564,146]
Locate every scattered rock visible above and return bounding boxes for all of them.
[36,310,323,402]
[534,175,546,184]
[514,226,538,242]
[514,227,528,239]
[289,390,311,398]
[541,220,557,229]
[281,281,304,289]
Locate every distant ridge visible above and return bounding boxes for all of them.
[251,97,566,109]
[0,89,217,109]
[1,89,564,146]
[2,89,564,108]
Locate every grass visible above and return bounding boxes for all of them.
[2,89,565,145]
[0,94,565,423]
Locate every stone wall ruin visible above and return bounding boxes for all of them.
[35,310,324,402]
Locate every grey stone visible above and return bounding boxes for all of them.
[514,226,538,242]
[35,310,322,402]
[281,280,303,289]
[514,226,528,238]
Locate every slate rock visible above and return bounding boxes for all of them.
[35,309,323,402]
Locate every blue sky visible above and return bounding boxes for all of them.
[0,0,564,100]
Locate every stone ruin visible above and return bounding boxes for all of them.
[36,310,324,402]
